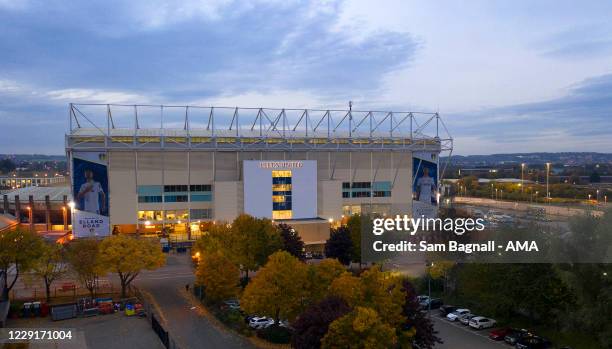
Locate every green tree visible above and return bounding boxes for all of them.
[241,251,309,323]
[231,214,282,280]
[98,235,166,298]
[329,273,363,307]
[278,223,305,260]
[32,243,68,302]
[65,238,105,298]
[0,229,44,300]
[308,258,347,302]
[195,251,240,303]
[324,226,353,265]
[321,306,397,349]
[347,215,362,264]
[0,158,16,174]
[358,265,405,327]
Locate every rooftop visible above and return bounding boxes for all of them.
[66,104,453,152]
[3,186,71,202]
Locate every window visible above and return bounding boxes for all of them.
[164,185,188,193]
[272,170,292,219]
[191,194,212,202]
[165,210,188,220]
[138,185,163,196]
[189,184,212,192]
[138,210,163,221]
[164,195,188,202]
[352,191,371,198]
[190,208,212,219]
[272,210,292,220]
[138,196,163,203]
[342,181,391,198]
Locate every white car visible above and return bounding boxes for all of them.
[469,316,496,329]
[446,308,470,321]
[249,316,275,329]
[417,295,430,307]
[458,313,475,325]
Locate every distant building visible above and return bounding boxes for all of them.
[0,174,67,189]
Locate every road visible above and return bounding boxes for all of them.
[134,253,253,349]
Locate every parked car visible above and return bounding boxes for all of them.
[459,313,476,325]
[516,336,552,349]
[468,316,496,329]
[249,316,275,329]
[489,327,514,341]
[417,295,430,306]
[504,329,531,345]
[438,305,457,317]
[223,299,240,310]
[446,308,470,321]
[427,298,443,309]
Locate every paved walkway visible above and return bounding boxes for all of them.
[135,254,253,349]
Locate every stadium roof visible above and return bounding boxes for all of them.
[3,186,71,202]
[66,104,453,153]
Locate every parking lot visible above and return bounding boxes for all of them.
[429,311,505,349]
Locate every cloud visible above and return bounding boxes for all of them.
[446,73,612,154]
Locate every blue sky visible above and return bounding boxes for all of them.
[0,0,611,155]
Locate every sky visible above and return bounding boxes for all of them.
[0,0,611,155]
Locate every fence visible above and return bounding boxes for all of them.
[10,283,115,302]
[135,288,181,349]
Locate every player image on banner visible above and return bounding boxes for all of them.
[412,152,438,218]
[72,152,110,237]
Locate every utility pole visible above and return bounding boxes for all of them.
[521,163,525,193]
[546,163,551,200]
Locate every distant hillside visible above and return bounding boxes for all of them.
[442,152,612,166]
[0,154,66,162]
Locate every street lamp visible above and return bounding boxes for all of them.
[545,163,551,200]
[596,189,600,202]
[62,206,68,231]
[521,163,525,193]
[68,201,75,233]
[426,261,434,316]
[26,206,33,232]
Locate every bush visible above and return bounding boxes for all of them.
[257,325,292,344]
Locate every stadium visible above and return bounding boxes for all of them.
[65,104,452,247]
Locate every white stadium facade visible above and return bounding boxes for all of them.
[65,104,452,247]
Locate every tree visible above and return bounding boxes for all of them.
[65,238,105,298]
[346,215,362,264]
[589,171,601,183]
[241,251,309,323]
[98,235,166,298]
[358,265,405,327]
[231,214,282,280]
[321,307,397,349]
[0,158,16,174]
[278,223,305,260]
[32,243,68,302]
[292,296,351,349]
[329,273,363,306]
[195,251,240,303]
[400,279,442,349]
[0,229,44,300]
[308,259,347,302]
[324,226,353,265]
[193,222,233,260]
